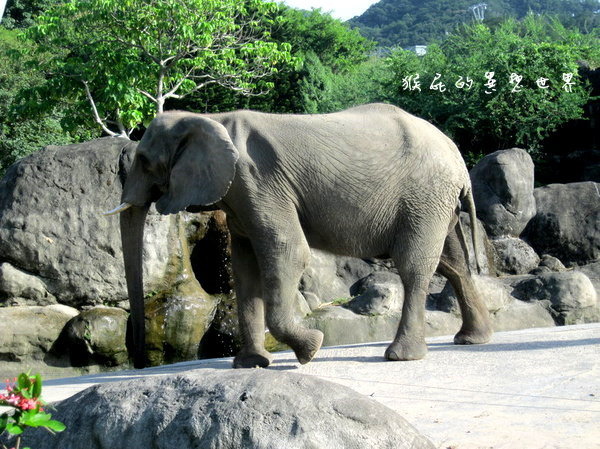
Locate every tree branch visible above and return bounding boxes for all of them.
[82,81,128,138]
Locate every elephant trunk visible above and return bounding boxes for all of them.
[120,204,150,368]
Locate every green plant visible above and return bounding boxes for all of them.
[385,15,599,154]
[19,0,296,137]
[329,297,352,306]
[0,373,65,449]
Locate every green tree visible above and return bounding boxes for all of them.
[0,27,93,176]
[1,0,58,29]
[301,56,391,113]
[186,6,376,114]
[20,0,295,137]
[386,15,600,156]
[272,7,374,73]
[251,6,376,113]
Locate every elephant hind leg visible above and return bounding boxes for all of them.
[386,225,448,361]
[231,236,273,368]
[438,221,493,345]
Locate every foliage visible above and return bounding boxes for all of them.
[300,55,390,113]
[180,5,376,115]
[0,27,94,177]
[385,16,600,154]
[1,0,58,29]
[349,0,600,47]
[0,373,66,449]
[272,7,375,73]
[18,0,295,137]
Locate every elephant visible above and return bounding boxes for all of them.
[105,103,493,369]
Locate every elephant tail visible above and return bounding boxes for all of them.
[460,187,482,274]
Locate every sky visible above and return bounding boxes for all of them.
[279,0,379,21]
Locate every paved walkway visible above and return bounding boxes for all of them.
[42,324,600,449]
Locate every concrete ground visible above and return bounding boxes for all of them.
[40,323,600,449]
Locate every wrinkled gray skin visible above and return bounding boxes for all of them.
[119,103,492,369]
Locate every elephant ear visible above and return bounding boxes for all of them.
[155,116,239,214]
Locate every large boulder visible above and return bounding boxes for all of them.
[0,138,173,307]
[0,304,78,363]
[63,306,129,367]
[491,237,540,275]
[344,271,404,316]
[0,138,223,367]
[470,148,536,237]
[490,299,556,331]
[300,249,374,303]
[0,262,56,305]
[510,271,598,324]
[15,370,434,449]
[578,261,600,297]
[522,182,600,265]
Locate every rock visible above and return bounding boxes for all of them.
[578,260,600,297]
[64,307,129,367]
[145,254,219,366]
[306,306,402,346]
[470,148,536,237]
[491,237,540,275]
[0,138,225,366]
[300,250,350,302]
[522,182,600,265]
[304,305,463,347]
[491,300,556,331]
[18,370,435,449]
[529,266,553,275]
[0,304,78,363]
[0,138,175,307]
[0,262,55,305]
[344,271,403,315]
[300,249,374,303]
[539,254,567,272]
[510,271,598,324]
[142,210,225,366]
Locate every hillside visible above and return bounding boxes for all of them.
[348,0,600,47]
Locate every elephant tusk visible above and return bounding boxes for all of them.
[103,202,133,216]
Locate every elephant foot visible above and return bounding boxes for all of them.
[385,337,427,361]
[292,329,324,365]
[233,349,273,369]
[454,325,493,345]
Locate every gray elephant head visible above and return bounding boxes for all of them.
[107,112,239,368]
[123,113,239,213]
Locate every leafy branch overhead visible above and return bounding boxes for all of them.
[19,0,296,137]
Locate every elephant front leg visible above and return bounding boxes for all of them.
[254,225,323,365]
[231,236,273,368]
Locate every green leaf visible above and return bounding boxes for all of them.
[46,419,67,432]
[21,411,51,427]
[18,373,32,394]
[32,373,43,399]
[6,422,24,435]
[0,414,8,433]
